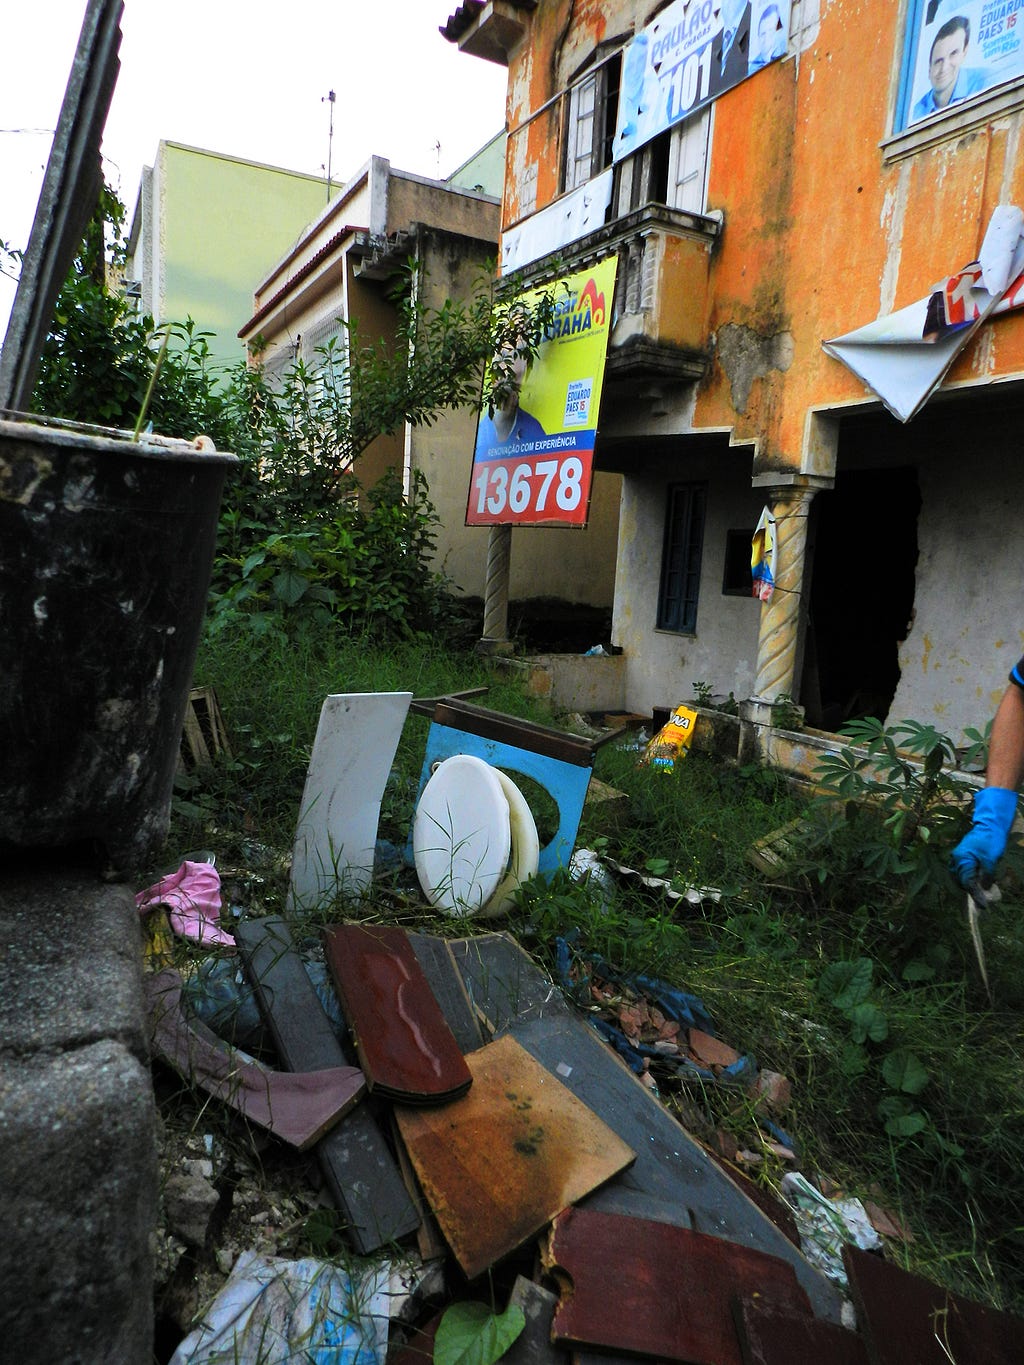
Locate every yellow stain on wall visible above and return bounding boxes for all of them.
[921,634,932,674]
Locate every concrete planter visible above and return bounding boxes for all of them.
[0,417,236,869]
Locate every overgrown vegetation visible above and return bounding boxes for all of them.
[166,619,1024,1314]
[26,188,1024,1321]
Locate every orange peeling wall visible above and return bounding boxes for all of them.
[502,0,1024,473]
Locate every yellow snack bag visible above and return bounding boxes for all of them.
[639,704,698,772]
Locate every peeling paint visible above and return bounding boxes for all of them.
[878,162,910,317]
[716,324,794,414]
[0,452,53,506]
[33,597,47,623]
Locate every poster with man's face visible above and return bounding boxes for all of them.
[467,258,618,528]
[903,0,1023,128]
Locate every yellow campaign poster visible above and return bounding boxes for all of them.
[466,257,618,528]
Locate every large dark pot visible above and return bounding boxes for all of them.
[0,416,237,869]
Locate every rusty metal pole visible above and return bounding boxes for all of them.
[478,523,514,654]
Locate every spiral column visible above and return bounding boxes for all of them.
[479,523,512,651]
[753,485,817,702]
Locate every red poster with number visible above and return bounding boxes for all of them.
[466,258,617,528]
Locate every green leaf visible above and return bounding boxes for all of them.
[845,1001,889,1043]
[883,1049,930,1095]
[901,959,936,982]
[434,1302,526,1365]
[884,1111,929,1137]
[272,568,310,606]
[840,1042,869,1078]
[819,958,873,1010]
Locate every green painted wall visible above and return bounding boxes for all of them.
[159,142,332,370]
[446,130,505,198]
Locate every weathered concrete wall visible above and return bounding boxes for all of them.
[889,446,1024,743]
[612,447,764,716]
[0,867,157,1364]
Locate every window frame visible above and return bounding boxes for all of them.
[562,50,622,194]
[657,481,707,635]
[890,0,1024,143]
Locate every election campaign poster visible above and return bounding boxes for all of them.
[466,257,618,529]
[613,0,791,163]
[902,0,1024,129]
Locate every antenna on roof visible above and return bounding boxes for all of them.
[322,90,336,202]
[434,139,442,176]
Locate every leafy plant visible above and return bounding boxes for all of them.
[434,1301,525,1365]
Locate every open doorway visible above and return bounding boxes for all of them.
[801,466,921,731]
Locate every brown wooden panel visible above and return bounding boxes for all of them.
[323,923,472,1103]
[235,915,419,1252]
[145,968,364,1151]
[734,1299,868,1365]
[394,1034,635,1280]
[844,1244,1023,1365]
[432,700,597,767]
[544,1206,813,1365]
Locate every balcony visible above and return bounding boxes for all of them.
[508,201,720,385]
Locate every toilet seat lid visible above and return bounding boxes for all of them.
[413,754,511,917]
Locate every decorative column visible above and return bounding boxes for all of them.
[753,484,817,703]
[477,523,514,655]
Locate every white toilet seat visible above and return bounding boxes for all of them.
[412,754,539,918]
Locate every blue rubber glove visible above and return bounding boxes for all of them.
[949,787,1019,887]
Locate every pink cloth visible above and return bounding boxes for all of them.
[135,860,235,947]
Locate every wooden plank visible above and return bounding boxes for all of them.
[234,916,420,1253]
[449,932,572,1039]
[394,1034,635,1281]
[544,1206,812,1365]
[408,687,490,717]
[734,1299,868,1365]
[145,968,364,1151]
[324,923,472,1103]
[432,700,598,767]
[407,931,484,1054]
[449,933,842,1323]
[843,1244,1023,1365]
[503,1277,570,1365]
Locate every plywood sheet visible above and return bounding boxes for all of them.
[545,1206,812,1365]
[734,1299,868,1365]
[235,916,419,1252]
[394,1033,635,1280]
[324,923,472,1103]
[451,934,843,1325]
[844,1244,1023,1365]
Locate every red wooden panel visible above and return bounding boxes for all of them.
[545,1206,813,1365]
[323,923,472,1103]
[734,1298,868,1365]
[145,969,365,1151]
[844,1244,1023,1365]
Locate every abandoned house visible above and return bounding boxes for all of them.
[443,0,1024,749]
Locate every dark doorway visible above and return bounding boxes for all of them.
[801,466,921,731]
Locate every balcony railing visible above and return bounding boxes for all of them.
[508,201,720,383]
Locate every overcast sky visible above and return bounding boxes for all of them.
[0,1,508,337]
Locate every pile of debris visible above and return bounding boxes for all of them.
[137,860,1021,1365]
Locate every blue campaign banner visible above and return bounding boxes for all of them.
[613,0,790,163]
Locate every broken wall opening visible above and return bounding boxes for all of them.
[801,463,920,731]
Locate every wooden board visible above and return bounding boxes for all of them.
[407,931,484,1054]
[843,1244,1023,1365]
[145,968,364,1151]
[503,1277,570,1365]
[450,934,843,1324]
[234,916,419,1252]
[449,932,572,1039]
[544,1206,812,1365]
[394,1033,635,1281]
[324,922,472,1103]
[734,1299,868,1365]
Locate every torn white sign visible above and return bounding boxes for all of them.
[823,205,1024,422]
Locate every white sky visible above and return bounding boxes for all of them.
[0,0,507,337]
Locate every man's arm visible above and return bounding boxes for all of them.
[985,680,1024,790]
[950,676,1024,888]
